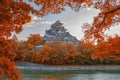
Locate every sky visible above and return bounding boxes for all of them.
[15,6,120,41]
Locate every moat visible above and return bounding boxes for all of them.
[22,70,120,80]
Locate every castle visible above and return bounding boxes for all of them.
[43,20,79,44]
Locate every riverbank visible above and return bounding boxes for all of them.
[17,65,120,71]
[16,62,120,71]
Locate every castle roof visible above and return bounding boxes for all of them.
[51,20,63,28]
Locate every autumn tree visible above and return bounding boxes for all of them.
[76,40,95,64]
[63,44,77,64]
[0,57,22,80]
[91,35,120,63]
[48,41,65,64]
[15,34,43,62]
[31,44,52,64]
[82,0,120,42]
[39,45,52,64]
[0,0,38,79]
[0,39,22,79]
[27,34,43,49]
[31,42,67,65]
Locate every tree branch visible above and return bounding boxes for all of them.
[96,6,120,33]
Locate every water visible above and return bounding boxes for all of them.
[21,70,120,80]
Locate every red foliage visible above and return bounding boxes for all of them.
[91,35,120,61]
[0,57,22,80]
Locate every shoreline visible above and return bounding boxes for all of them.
[16,62,120,71]
[17,66,120,71]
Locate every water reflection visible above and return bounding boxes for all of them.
[22,70,120,80]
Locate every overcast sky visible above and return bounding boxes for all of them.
[15,7,120,40]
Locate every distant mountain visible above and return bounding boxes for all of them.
[43,20,79,44]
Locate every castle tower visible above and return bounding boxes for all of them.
[43,20,79,44]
